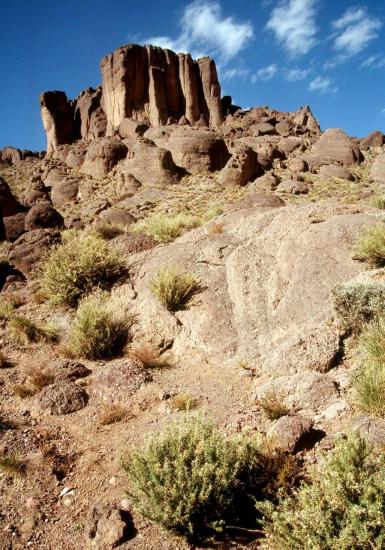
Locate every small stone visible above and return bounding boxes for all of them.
[63,498,72,507]
[120,498,131,511]
[109,477,117,486]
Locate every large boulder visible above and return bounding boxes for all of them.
[370,153,385,185]
[218,145,261,186]
[40,91,76,152]
[51,176,82,207]
[3,213,27,241]
[128,203,381,375]
[360,130,385,151]
[81,138,128,178]
[306,129,363,168]
[24,200,64,230]
[7,229,59,275]
[0,177,24,217]
[115,138,185,185]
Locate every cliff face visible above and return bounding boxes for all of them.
[40,44,224,151]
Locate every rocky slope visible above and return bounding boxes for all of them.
[1,42,385,549]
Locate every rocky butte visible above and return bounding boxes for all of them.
[1,41,385,550]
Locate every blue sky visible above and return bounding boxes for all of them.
[1,0,385,150]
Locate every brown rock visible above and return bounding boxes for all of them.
[0,260,25,290]
[91,359,151,403]
[98,208,136,227]
[196,56,223,127]
[288,158,308,173]
[0,176,24,217]
[65,142,88,168]
[24,200,64,230]
[275,120,291,137]
[251,122,276,136]
[319,164,354,181]
[1,146,22,165]
[81,138,128,178]
[118,118,148,139]
[360,130,385,151]
[370,153,385,185]
[39,382,88,415]
[51,176,81,207]
[267,415,315,453]
[52,359,92,383]
[351,415,385,447]
[22,178,49,207]
[40,91,76,152]
[3,213,27,241]
[86,503,136,549]
[252,172,280,191]
[307,128,363,168]
[7,229,59,275]
[293,105,320,134]
[74,87,107,141]
[218,146,261,186]
[116,233,157,254]
[226,191,284,210]
[276,179,309,194]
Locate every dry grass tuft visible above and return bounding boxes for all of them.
[92,222,126,240]
[150,267,201,311]
[0,454,26,476]
[99,403,131,425]
[169,394,198,412]
[8,316,59,346]
[257,391,292,420]
[208,222,224,234]
[130,345,170,369]
[13,384,36,398]
[356,224,385,267]
[130,213,202,243]
[26,366,54,391]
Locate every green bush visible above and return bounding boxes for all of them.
[122,416,265,540]
[332,281,385,333]
[353,315,385,416]
[130,213,202,243]
[259,434,385,550]
[66,291,132,359]
[356,224,385,267]
[39,230,125,307]
[150,267,201,311]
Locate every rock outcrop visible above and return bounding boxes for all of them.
[40,91,76,153]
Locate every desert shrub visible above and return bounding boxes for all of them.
[257,391,292,420]
[332,280,385,333]
[92,222,126,240]
[99,403,130,425]
[39,231,125,307]
[13,384,36,398]
[130,213,202,244]
[66,291,132,359]
[0,351,11,368]
[353,315,385,416]
[26,366,54,391]
[356,224,385,267]
[150,267,200,311]
[8,316,59,345]
[373,197,385,210]
[0,453,26,476]
[259,434,385,550]
[122,416,268,540]
[130,344,170,369]
[169,394,198,412]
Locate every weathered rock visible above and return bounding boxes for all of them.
[81,138,128,178]
[100,44,223,133]
[306,129,363,168]
[40,91,75,152]
[293,105,320,134]
[116,233,157,255]
[85,503,136,549]
[218,146,260,186]
[42,167,68,187]
[319,164,354,181]
[225,191,284,211]
[1,146,22,165]
[116,139,185,185]
[118,118,149,139]
[0,176,24,217]
[22,178,49,207]
[128,203,379,372]
[251,122,276,136]
[24,200,64,231]
[360,130,385,151]
[7,229,59,275]
[351,415,385,446]
[39,382,88,415]
[115,174,141,199]
[370,153,385,185]
[278,136,303,156]
[276,179,309,195]
[275,120,291,137]
[267,415,315,452]
[65,142,88,168]
[51,176,81,207]
[0,260,25,290]
[3,213,27,241]
[74,87,107,141]
[252,172,280,191]
[52,359,92,383]
[288,158,308,173]
[98,208,136,227]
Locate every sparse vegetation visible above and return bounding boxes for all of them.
[169,394,198,411]
[27,366,54,391]
[373,197,385,210]
[208,222,224,234]
[122,416,266,540]
[39,230,125,307]
[100,403,130,425]
[130,345,170,369]
[92,222,126,240]
[257,390,292,420]
[0,351,11,368]
[259,434,385,550]
[8,316,59,345]
[0,453,26,476]
[353,315,385,416]
[150,267,201,311]
[332,280,385,333]
[13,384,36,398]
[65,291,132,359]
[130,212,202,243]
[356,224,385,267]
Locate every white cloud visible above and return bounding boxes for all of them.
[221,67,250,80]
[309,76,338,94]
[332,7,382,56]
[360,54,385,69]
[284,67,311,81]
[252,64,278,82]
[266,0,318,57]
[144,1,253,63]
[382,108,385,117]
